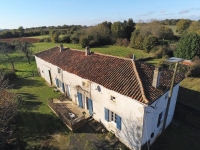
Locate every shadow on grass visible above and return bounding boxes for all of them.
[177,86,200,109]
[18,100,43,111]
[17,92,38,101]
[14,77,45,89]
[16,111,69,149]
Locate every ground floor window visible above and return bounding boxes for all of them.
[157,111,164,127]
[55,78,65,92]
[104,107,121,130]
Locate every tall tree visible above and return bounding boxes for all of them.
[18,26,24,37]
[111,21,126,39]
[15,39,33,64]
[174,32,200,60]
[124,18,136,40]
[0,44,15,72]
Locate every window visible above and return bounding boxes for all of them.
[111,96,116,101]
[55,78,65,92]
[157,111,164,127]
[104,107,121,130]
[111,111,117,123]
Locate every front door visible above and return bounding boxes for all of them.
[66,85,71,98]
[88,98,93,116]
[43,65,51,84]
[77,92,83,108]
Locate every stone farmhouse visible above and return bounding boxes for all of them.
[34,45,184,150]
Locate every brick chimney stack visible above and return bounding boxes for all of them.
[85,46,90,56]
[60,44,64,52]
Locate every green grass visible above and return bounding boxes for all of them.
[33,42,151,58]
[145,58,165,66]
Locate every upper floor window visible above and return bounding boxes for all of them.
[111,96,116,101]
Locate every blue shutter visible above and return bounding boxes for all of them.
[104,107,109,121]
[55,78,59,87]
[77,92,83,108]
[61,82,65,92]
[88,98,93,116]
[116,115,121,130]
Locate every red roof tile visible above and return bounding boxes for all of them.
[35,47,184,104]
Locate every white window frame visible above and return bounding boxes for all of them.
[109,110,117,124]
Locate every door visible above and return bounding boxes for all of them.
[77,92,83,108]
[66,85,71,98]
[88,98,93,116]
[43,65,51,84]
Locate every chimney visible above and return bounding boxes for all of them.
[60,44,64,52]
[85,46,90,56]
[152,67,161,88]
[132,54,135,60]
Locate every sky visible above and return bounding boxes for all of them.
[0,0,200,29]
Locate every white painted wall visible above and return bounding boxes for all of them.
[35,56,180,150]
[141,84,180,146]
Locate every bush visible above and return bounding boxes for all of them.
[59,35,70,43]
[38,37,51,42]
[143,35,159,53]
[115,38,129,47]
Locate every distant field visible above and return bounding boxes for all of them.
[28,35,49,39]
[0,37,39,43]
[33,42,151,58]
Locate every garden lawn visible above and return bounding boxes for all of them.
[33,42,151,58]
[12,77,70,149]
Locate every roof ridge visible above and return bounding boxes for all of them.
[131,60,149,104]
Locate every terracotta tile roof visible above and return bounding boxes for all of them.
[35,47,184,104]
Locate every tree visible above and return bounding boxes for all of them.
[14,39,33,64]
[79,24,112,47]
[176,19,191,34]
[124,18,136,40]
[18,26,24,37]
[129,30,144,49]
[111,21,126,39]
[0,44,15,72]
[188,21,200,35]
[49,30,59,43]
[143,35,159,53]
[174,32,200,60]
